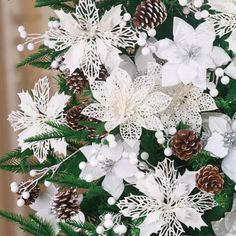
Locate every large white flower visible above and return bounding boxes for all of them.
[80,139,139,199]
[202,112,236,183]
[46,0,137,80]
[30,185,85,234]
[156,17,230,89]
[117,159,216,236]
[212,195,236,236]
[8,77,70,163]
[81,67,172,145]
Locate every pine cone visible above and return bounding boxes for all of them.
[52,187,81,220]
[196,165,224,194]
[17,180,40,206]
[133,0,167,30]
[171,129,202,160]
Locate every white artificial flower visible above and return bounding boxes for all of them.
[202,112,236,183]
[117,159,216,236]
[80,139,139,199]
[8,77,70,163]
[212,195,236,236]
[225,58,236,80]
[156,17,230,89]
[81,67,172,145]
[30,185,85,234]
[46,0,137,80]
[208,0,236,14]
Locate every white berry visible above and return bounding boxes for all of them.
[27,43,34,51]
[17,44,24,52]
[179,0,188,6]
[193,0,203,8]
[107,197,116,205]
[20,31,27,39]
[201,10,209,18]
[51,60,59,69]
[183,7,191,15]
[79,162,87,170]
[104,219,114,229]
[210,88,219,97]
[118,225,127,234]
[168,127,177,135]
[104,213,112,221]
[194,11,202,20]
[221,76,230,85]
[123,13,131,22]
[18,25,25,33]
[215,68,224,77]
[157,137,165,144]
[22,191,30,200]
[17,199,25,207]
[10,182,19,193]
[137,38,146,47]
[155,131,164,139]
[29,170,37,177]
[164,147,173,157]
[106,134,115,142]
[96,226,105,234]
[140,152,149,160]
[147,28,156,37]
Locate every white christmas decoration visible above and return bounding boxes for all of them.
[202,112,236,183]
[40,0,136,80]
[225,59,236,80]
[156,17,230,89]
[80,139,140,199]
[212,195,236,236]
[81,67,172,145]
[30,185,85,233]
[8,77,70,163]
[117,159,216,236]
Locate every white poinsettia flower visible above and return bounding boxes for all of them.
[8,77,70,163]
[208,0,236,14]
[81,67,172,145]
[30,185,85,234]
[202,112,236,183]
[156,17,230,89]
[46,0,137,80]
[117,159,216,236]
[80,139,140,199]
[212,194,236,236]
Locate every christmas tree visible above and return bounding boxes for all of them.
[1,0,236,235]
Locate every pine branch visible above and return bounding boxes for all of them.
[58,222,78,236]
[34,0,75,10]
[0,211,55,236]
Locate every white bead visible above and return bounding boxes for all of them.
[139,32,147,39]
[140,152,149,160]
[104,219,114,229]
[17,44,24,52]
[10,182,18,189]
[79,162,87,170]
[27,43,35,51]
[18,25,25,33]
[104,213,112,221]
[29,170,37,177]
[215,68,224,77]
[109,141,117,148]
[22,191,30,200]
[123,13,131,22]
[164,147,173,157]
[85,174,93,182]
[44,180,51,187]
[194,11,202,20]
[107,197,116,205]
[201,10,209,18]
[51,60,59,69]
[210,88,219,97]
[96,226,105,234]
[20,31,27,39]
[106,134,115,142]
[183,7,191,15]
[137,38,146,47]
[207,82,216,90]
[122,151,129,158]
[155,131,164,139]
[52,21,59,28]
[179,0,188,6]
[118,225,127,234]
[168,127,177,135]
[157,137,165,144]
[193,0,203,8]
[221,76,230,85]
[147,29,156,37]
[17,199,25,207]
[135,171,145,179]
[10,185,19,193]
[142,47,151,55]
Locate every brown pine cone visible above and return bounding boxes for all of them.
[17,180,40,206]
[51,187,81,220]
[171,129,202,160]
[196,165,224,194]
[133,0,167,30]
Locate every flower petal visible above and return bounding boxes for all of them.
[161,63,181,87]
[222,149,236,183]
[81,103,106,120]
[211,46,231,67]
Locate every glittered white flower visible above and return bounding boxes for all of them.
[30,185,85,234]
[157,17,230,89]
[46,0,137,80]
[202,112,236,183]
[82,68,172,145]
[80,139,139,199]
[117,159,216,236]
[212,194,236,236]
[8,77,70,163]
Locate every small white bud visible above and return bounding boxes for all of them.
[123,13,131,22]
[155,131,164,139]
[104,219,114,229]
[193,0,203,8]
[147,28,156,37]
[96,226,105,234]
[118,225,127,234]
[215,68,224,77]
[164,147,173,157]
[10,182,19,193]
[194,11,202,20]
[107,197,116,205]
[179,0,188,6]
[210,88,219,97]
[183,7,191,15]
[22,191,30,200]
[201,10,209,18]
[104,213,113,220]
[137,38,147,47]
[157,137,165,144]
[140,152,149,160]
[221,76,230,85]
[51,60,59,69]
[20,31,27,39]
[17,199,25,207]
[27,43,35,51]
[18,25,25,33]
[168,127,177,135]
[106,134,115,142]
[29,170,37,177]
[17,44,24,52]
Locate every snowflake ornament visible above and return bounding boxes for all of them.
[156,17,230,89]
[18,0,137,81]
[80,138,140,199]
[117,159,216,236]
[8,77,70,163]
[81,67,172,145]
[202,112,236,183]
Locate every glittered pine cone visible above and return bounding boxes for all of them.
[133,0,167,30]
[17,180,40,206]
[171,129,202,160]
[196,165,224,194]
[51,187,81,220]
